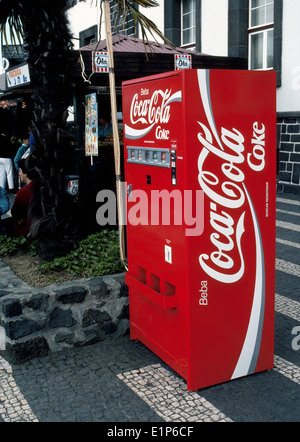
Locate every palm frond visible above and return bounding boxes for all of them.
[0,1,25,51]
[0,1,25,26]
[127,1,174,47]
[99,0,174,48]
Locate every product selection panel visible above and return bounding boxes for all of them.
[127,147,171,168]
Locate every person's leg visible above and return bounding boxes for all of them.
[3,159,14,190]
[0,160,7,189]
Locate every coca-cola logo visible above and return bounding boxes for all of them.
[197,122,247,284]
[197,118,266,285]
[195,68,270,293]
[125,89,182,140]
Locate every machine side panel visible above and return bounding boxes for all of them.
[183,69,276,390]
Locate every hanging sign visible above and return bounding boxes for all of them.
[85,93,98,157]
[0,57,9,74]
[92,51,109,73]
[174,54,192,71]
[6,64,30,88]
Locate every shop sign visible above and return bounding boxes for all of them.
[6,64,30,88]
[65,175,79,197]
[174,54,192,71]
[85,93,98,157]
[92,51,109,73]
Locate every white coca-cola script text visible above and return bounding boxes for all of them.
[197,121,266,283]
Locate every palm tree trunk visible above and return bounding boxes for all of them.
[22,1,78,260]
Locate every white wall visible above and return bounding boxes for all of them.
[67,1,165,49]
[67,2,101,49]
[277,0,300,113]
[201,0,228,56]
[138,2,164,44]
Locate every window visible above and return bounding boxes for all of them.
[110,0,136,37]
[248,0,274,70]
[79,25,98,48]
[66,0,77,8]
[181,0,196,48]
[66,0,84,8]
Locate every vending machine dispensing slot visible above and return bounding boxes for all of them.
[122,69,276,391]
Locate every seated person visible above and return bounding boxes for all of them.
[9,157,36,237]
[14,133,30,170]
[98,115,112,141]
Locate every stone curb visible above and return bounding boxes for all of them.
[0,259,129,364]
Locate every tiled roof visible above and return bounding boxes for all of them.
[79,34,204,56]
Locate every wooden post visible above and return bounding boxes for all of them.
[104,0,126,263]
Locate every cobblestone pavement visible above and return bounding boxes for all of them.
[0,192,299,423]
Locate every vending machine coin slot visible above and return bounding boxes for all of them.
[171,149,177,185]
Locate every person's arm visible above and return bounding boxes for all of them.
[14,146,27,170]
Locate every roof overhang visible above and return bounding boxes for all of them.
[73,34,247,87]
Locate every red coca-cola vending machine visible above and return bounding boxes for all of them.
[122,69,276,391]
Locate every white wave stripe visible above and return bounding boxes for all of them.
[276,238,300,249]
[197,70,223,150]
[276,258,300,277]
[231,185,265,379]
[117,364,232,422]
[275,294,300,321]
[165,91,182,105]
[276,220,300,232]
[277,197,300,207]
[0,355,39,422]
[125,123,155,140]
[273,355,300,385]
[276,208,300,217]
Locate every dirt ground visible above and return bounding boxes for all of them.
[2,253,77,288]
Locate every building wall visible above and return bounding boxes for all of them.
[138,2,164,44]
[276,0,300,190]
[201,0,228,56]
[277,0,300,114]
[66,0,300,190]
[67,1,166,49]
[67,2,101,49]
[277,116,300,189]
